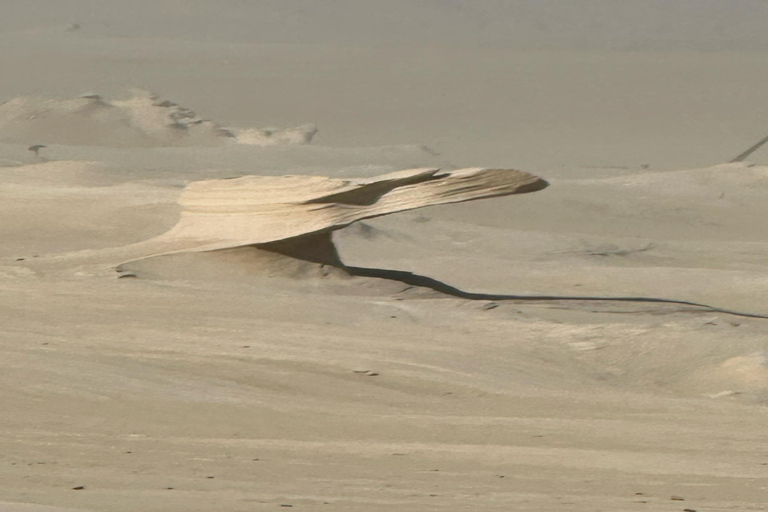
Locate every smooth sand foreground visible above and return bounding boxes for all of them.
[2,2,768,510]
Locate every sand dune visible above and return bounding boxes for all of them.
[0,91,315,148]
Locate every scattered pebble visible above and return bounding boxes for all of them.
[482,302,499,310]
[707,390,739,399]
[671,496,685,501]
[72,486,85,490]
[353,370,379,376]
[117,273,137,279]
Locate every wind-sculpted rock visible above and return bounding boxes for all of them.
[121,167,548,276]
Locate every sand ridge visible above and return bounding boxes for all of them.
[0,91,316,148]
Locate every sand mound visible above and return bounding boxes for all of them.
[0,90,314,148]
[677,351,768,398]
[116,167,547,279]
[718,352,768,388]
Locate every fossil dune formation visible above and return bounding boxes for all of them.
[119,167,548,278]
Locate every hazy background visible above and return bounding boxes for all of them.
[2,0,768,169]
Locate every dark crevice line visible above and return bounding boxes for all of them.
[345,266,768,320]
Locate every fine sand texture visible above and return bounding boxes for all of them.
[2,2,768,511]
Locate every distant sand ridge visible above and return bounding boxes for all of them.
[122,167,548,276]
[0,91,316,147]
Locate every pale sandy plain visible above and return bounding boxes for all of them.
[2,2,768,511]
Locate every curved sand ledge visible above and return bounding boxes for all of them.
[119,167,548,268]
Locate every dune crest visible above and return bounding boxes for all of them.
[0,90,314,148]
[121,167,548,277]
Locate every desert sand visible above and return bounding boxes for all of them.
[2,2,768,511]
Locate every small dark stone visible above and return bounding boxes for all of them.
[482,302,499,310]
[15,258,24,261]
[72,486,85,490]
[117,273,137,279]
[671,496,685,501]
[206,476,214,479]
